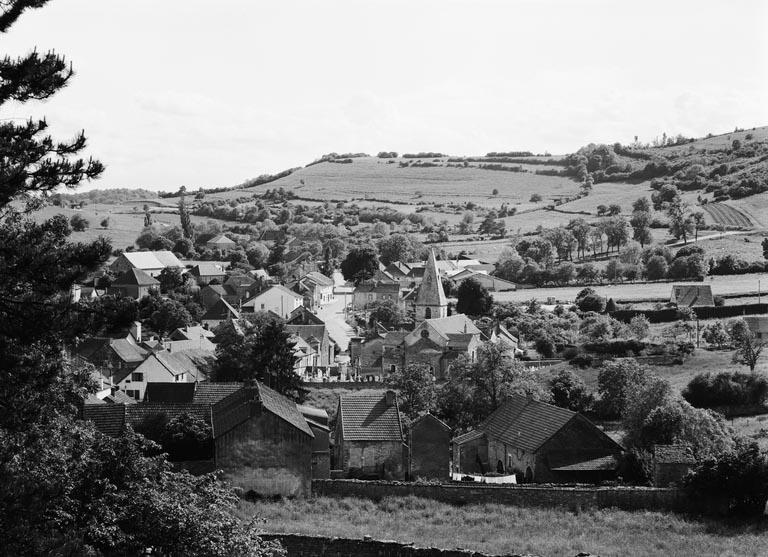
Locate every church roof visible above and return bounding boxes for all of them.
[415,249,446,307]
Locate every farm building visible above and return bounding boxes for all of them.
[409,413,451,481]
[449,270,516,292]
[744,315,768,341]
[205,234,237,252]
[670,284,715,308]
[298,404,332,479]
[652,444,696,487]
[453,394,623,483]
[189,262,227,284]
[110,250,182,277]
[334,391,407,480]
[352,281,403,309]
[108,268,159,300]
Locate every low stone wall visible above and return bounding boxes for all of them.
[260,533,544,557]
[312,479,690,513]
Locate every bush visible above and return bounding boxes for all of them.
[684,441,768,516]
[575,288,606,313]
[569,354,593,368]
[529,193,543,202]
[550,369,593,412]
[682,372,768,409]
[70,213,89,231]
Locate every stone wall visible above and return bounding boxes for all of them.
[259,533,538,557]
[312,479,691,513]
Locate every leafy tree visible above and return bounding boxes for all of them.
[762,238,768,261]
[729,318,764,372]
[70,213,89,231]
[607,203,621,216]
[80,294,139,334]
[158,266,186,293]
[178,187,194,240]
[100,216,110,228]
[667,198,694,243]
[621,374,674,450]
[377,233,412,265]
[628,314,650,340]
[456,277,494,316]
[368,299,406,329]
[162,412,213,461]
[550,369,592,412]
[630,210,653,247]
[211,316,304,401]
[701,321,731,349]
[575,287,605,313]
[386,363,436,419]
[341,246,379,285]
[147,297,193,335]
[632,197,651,213]
[596,358,650,418]
[684,441,768,517]
[645,255,668,280]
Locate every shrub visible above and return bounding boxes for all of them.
[682,372,768,409]
[569,354,593,368]
[70,213,89,231]
[550,369,593,412]
[529,193,543,202]
[575,288,606,313]
[684,441,768,516]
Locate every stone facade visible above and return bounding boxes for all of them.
[410,414,451,481]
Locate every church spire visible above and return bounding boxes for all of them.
[415,249,447,322]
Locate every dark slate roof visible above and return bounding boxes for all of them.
[548,451,620,471]
[415,249,446,307]
[113,267,160,287]
[144,382,197,403]
[82,404,126,436]
[654,444,696,464]
[338,393,404,442]
[671,284,715,307]
[481,394,577,453]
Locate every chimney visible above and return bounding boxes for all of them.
[130,321,142,343]
[385,390,396,407]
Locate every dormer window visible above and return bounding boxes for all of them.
[420,329,429,339]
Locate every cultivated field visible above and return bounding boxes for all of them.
[493,273,766,304]
[731,192,768,228]
[702,202,755,228]
[244,496,768,557]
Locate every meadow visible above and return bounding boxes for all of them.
[244,495,768,557]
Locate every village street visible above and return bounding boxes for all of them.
[316,278,355,353]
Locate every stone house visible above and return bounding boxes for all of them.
[652,444,696,487]
[213,383,315,497]
[190,262,227,285]
[108,268,159,300]
[201,298,240,329]
[453,394,623,483]
[334,391,407,480]
[298,404,331,479]
[670,284,715,308]
[287,323,335,368]
[291,271,335,309]
[114,350,208,401]
[352,281,402,310]
[409,413,451,481]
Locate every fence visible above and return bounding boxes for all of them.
[311,479,691,513]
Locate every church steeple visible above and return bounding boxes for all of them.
[415,249,447,322]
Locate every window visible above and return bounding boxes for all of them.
[261,303,265,310]
[126,390,139,400]
[390,364,396,373]
[424,307,431,319]
[131,372,143,382]
[421,329,429,339]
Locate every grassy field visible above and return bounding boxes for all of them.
[244,495,768,557]
[731,192,768,228]
[206,156,580,209]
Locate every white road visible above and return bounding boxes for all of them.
[316,286,356,353]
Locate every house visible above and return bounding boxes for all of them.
[287,306,326,325]
[110,250,182,277]
[298,404,331,479]
[206,234,237,253]
[70,284,103,303]
[291,271,335,309]
[334,391,407,480]
[224,273,257,299]
[352,281,402,310]
[744,315,768,341]
[409,413,451,481]
[287,323,336,372]
[166,325,217,352]
[190,262,227,285]
[478,321,520,352]
[114,349,208,400]
[671,284,715,308]
[652,444,696,487]
[213,383,315,496]
[75,329,149,377]
[383,262,412,287]
[199,284,238,310]
[201,298,240,329]
[241,285,304,318]
[449,270,516,292]
[108,268,160,300]
[453,394,623,483]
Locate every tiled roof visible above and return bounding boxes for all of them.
[548,451,620,471]
[83,404,126,436]
[654,444,696,464]
[481,394,577,453]
[671,284,715,307]
[338,393,404,442]
[103,390,137,405]
[744,316,768,334]
[144,382,197,403]
[258,383,313,437]
[121,251,181,270]
[224,274,255,288]
[202,298,240,321]
[110,338,149,363]
[286,324,328,344]
[297,404,329,426]
[153,251,182,268]
[302,271,334,287]
[192,262,226,276]
[193,383,243,405]
[411,413,451,432]
[452,429,485,445]
[355,282,401,294]
[113,268,159,287]
[287,307,325,325]
[126,402,211,425]
[425,314,481,340]
[207,234,236,246]
[170,325,216,341]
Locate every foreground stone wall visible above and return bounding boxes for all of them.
[260,533,541,557]
[312,479,690,513]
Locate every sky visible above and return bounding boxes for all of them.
[2,0,767,190]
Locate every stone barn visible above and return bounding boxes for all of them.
[653,444,696,487]
[453,394,623,483]
[409,413,451,481]
[334,391,407,480]
[213,383,314,497]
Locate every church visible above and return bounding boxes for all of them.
[349,249,517,380]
